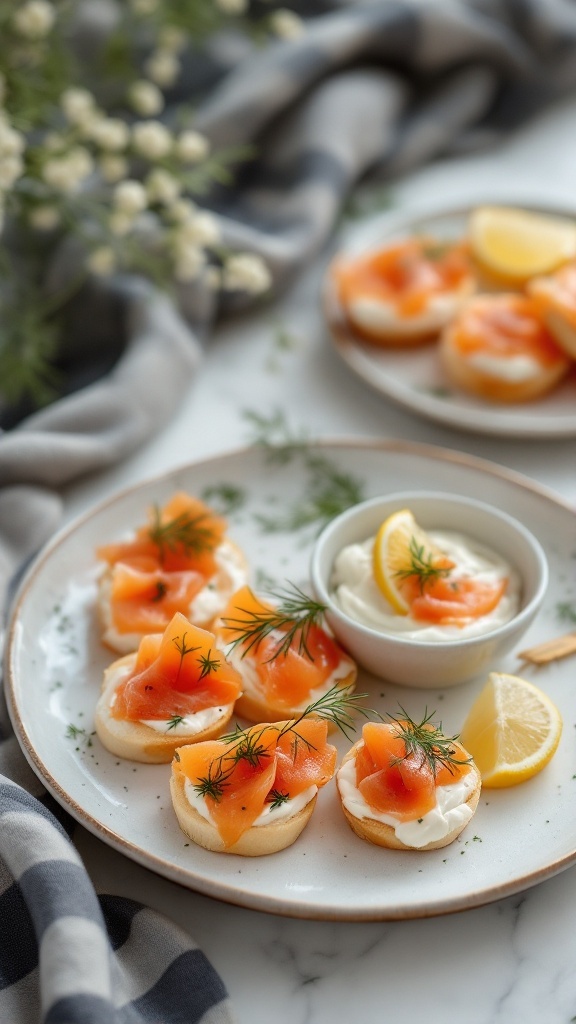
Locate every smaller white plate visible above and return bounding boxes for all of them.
[324,202,576,439]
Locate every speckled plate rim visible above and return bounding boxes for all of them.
[323,198,576,439]
[5,438,576,922]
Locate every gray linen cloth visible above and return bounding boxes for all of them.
[2,1,576,1021]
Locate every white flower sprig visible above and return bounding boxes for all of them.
[0,0,285,410]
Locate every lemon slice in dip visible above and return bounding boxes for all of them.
[459,672,562,787]
[373,509,449,615]
[469,206,576,283]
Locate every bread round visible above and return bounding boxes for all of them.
[95,654,235,763]
[170,768,317,856]
[98,539,249,654]
[539,308,576,360]
[440,319,569,403]
[232,662,357,725]
[336,742,481,852]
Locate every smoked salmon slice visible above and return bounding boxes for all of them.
[216,586,347,708]
[112,612,242,722]
[174,718,337,848]
[356,720,472,822]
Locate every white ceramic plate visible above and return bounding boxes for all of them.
[324,202,576,438]
[6,440,576,920]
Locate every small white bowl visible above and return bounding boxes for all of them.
[310,491,548,688]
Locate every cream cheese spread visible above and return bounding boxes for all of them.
[331,529,520,641]
[348,292,465,338]
[337,757,476,848]
[106,659,234,736]
[184,779,318,827]
[467,352,544,382]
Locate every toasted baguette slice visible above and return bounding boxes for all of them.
[337,742,481,852]
[440,320,569,403]
[99,539,249,654]
[170,769,317,856]
[95,654,235,763]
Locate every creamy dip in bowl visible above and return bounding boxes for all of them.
[310,492,548,688]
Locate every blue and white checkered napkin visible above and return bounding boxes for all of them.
[2,1,576,1020]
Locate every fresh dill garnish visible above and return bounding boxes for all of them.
[65,723,93,748]
[242,407,308,465]
[172,632,201,677]
[267,789,290,809]
[148,507,218,562]
[194,685,374,802]
[256,453,364,534]
[166,715,186,731]
[151,580,168,602]
[201,483,246,516]
[394,536,452,593]
[556,601,576,624]
[197,649,221,679]
[222,582,327,662]
[388,707,471,778]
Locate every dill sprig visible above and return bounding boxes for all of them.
[394,536,452,594]
[197,649,221,680]
[148,507,218,562]
[193,685,373,801]
[266,789,290,809]
[172,632,201,677]
[166,715,186,731]
[221,582,327,662]
[389,707,472,778]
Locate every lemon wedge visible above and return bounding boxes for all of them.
[469,206,576,282]
[459,672,562,788]
[373,509,447,615]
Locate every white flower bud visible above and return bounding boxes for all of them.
[132,120,172,159]
[223,252,272,294]
[270,9,305,40]
[177,210,220,247]
[44,131,67,152]
[175,129,210,164]
[0,155,24,189]
[145,50,180,88]
[128,80,164,117]
[145,168,181,205]
[108,210,134,236]
[129,0,159,13]
[0,124,25,157]
[159,26,187,54]
[29,205,60,230]
[87,246,116,276]
[67,146,93,181]
[215,0,247,13]
[90,117,129,152]
[173,242,206,282]
[166,198,197,223]
[113,179,148,215]
[61,87,96,125]
[13,1,56,39]
[99,154,129,183]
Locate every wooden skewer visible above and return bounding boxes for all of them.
[518,631,576,665]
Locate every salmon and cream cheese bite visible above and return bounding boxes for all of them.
[331,236,475,346]
[171,713,339,856]
[95,611,243,762]
[528,261,576,360]
[331,508,520,642]
[97,492,248,653]
[440,293,570,403]
[337,716,481,851]
[214,584,357,723]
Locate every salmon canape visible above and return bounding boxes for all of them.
[214,584,357,723]
[440,293,570,403]
[528,261,576,360]
[331,237,475,346]
[170,688,354,855]
[97,492,248,653]
[95,612,243,762]
[337,713,481,851]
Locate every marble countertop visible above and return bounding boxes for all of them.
[61,96,576,1024]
